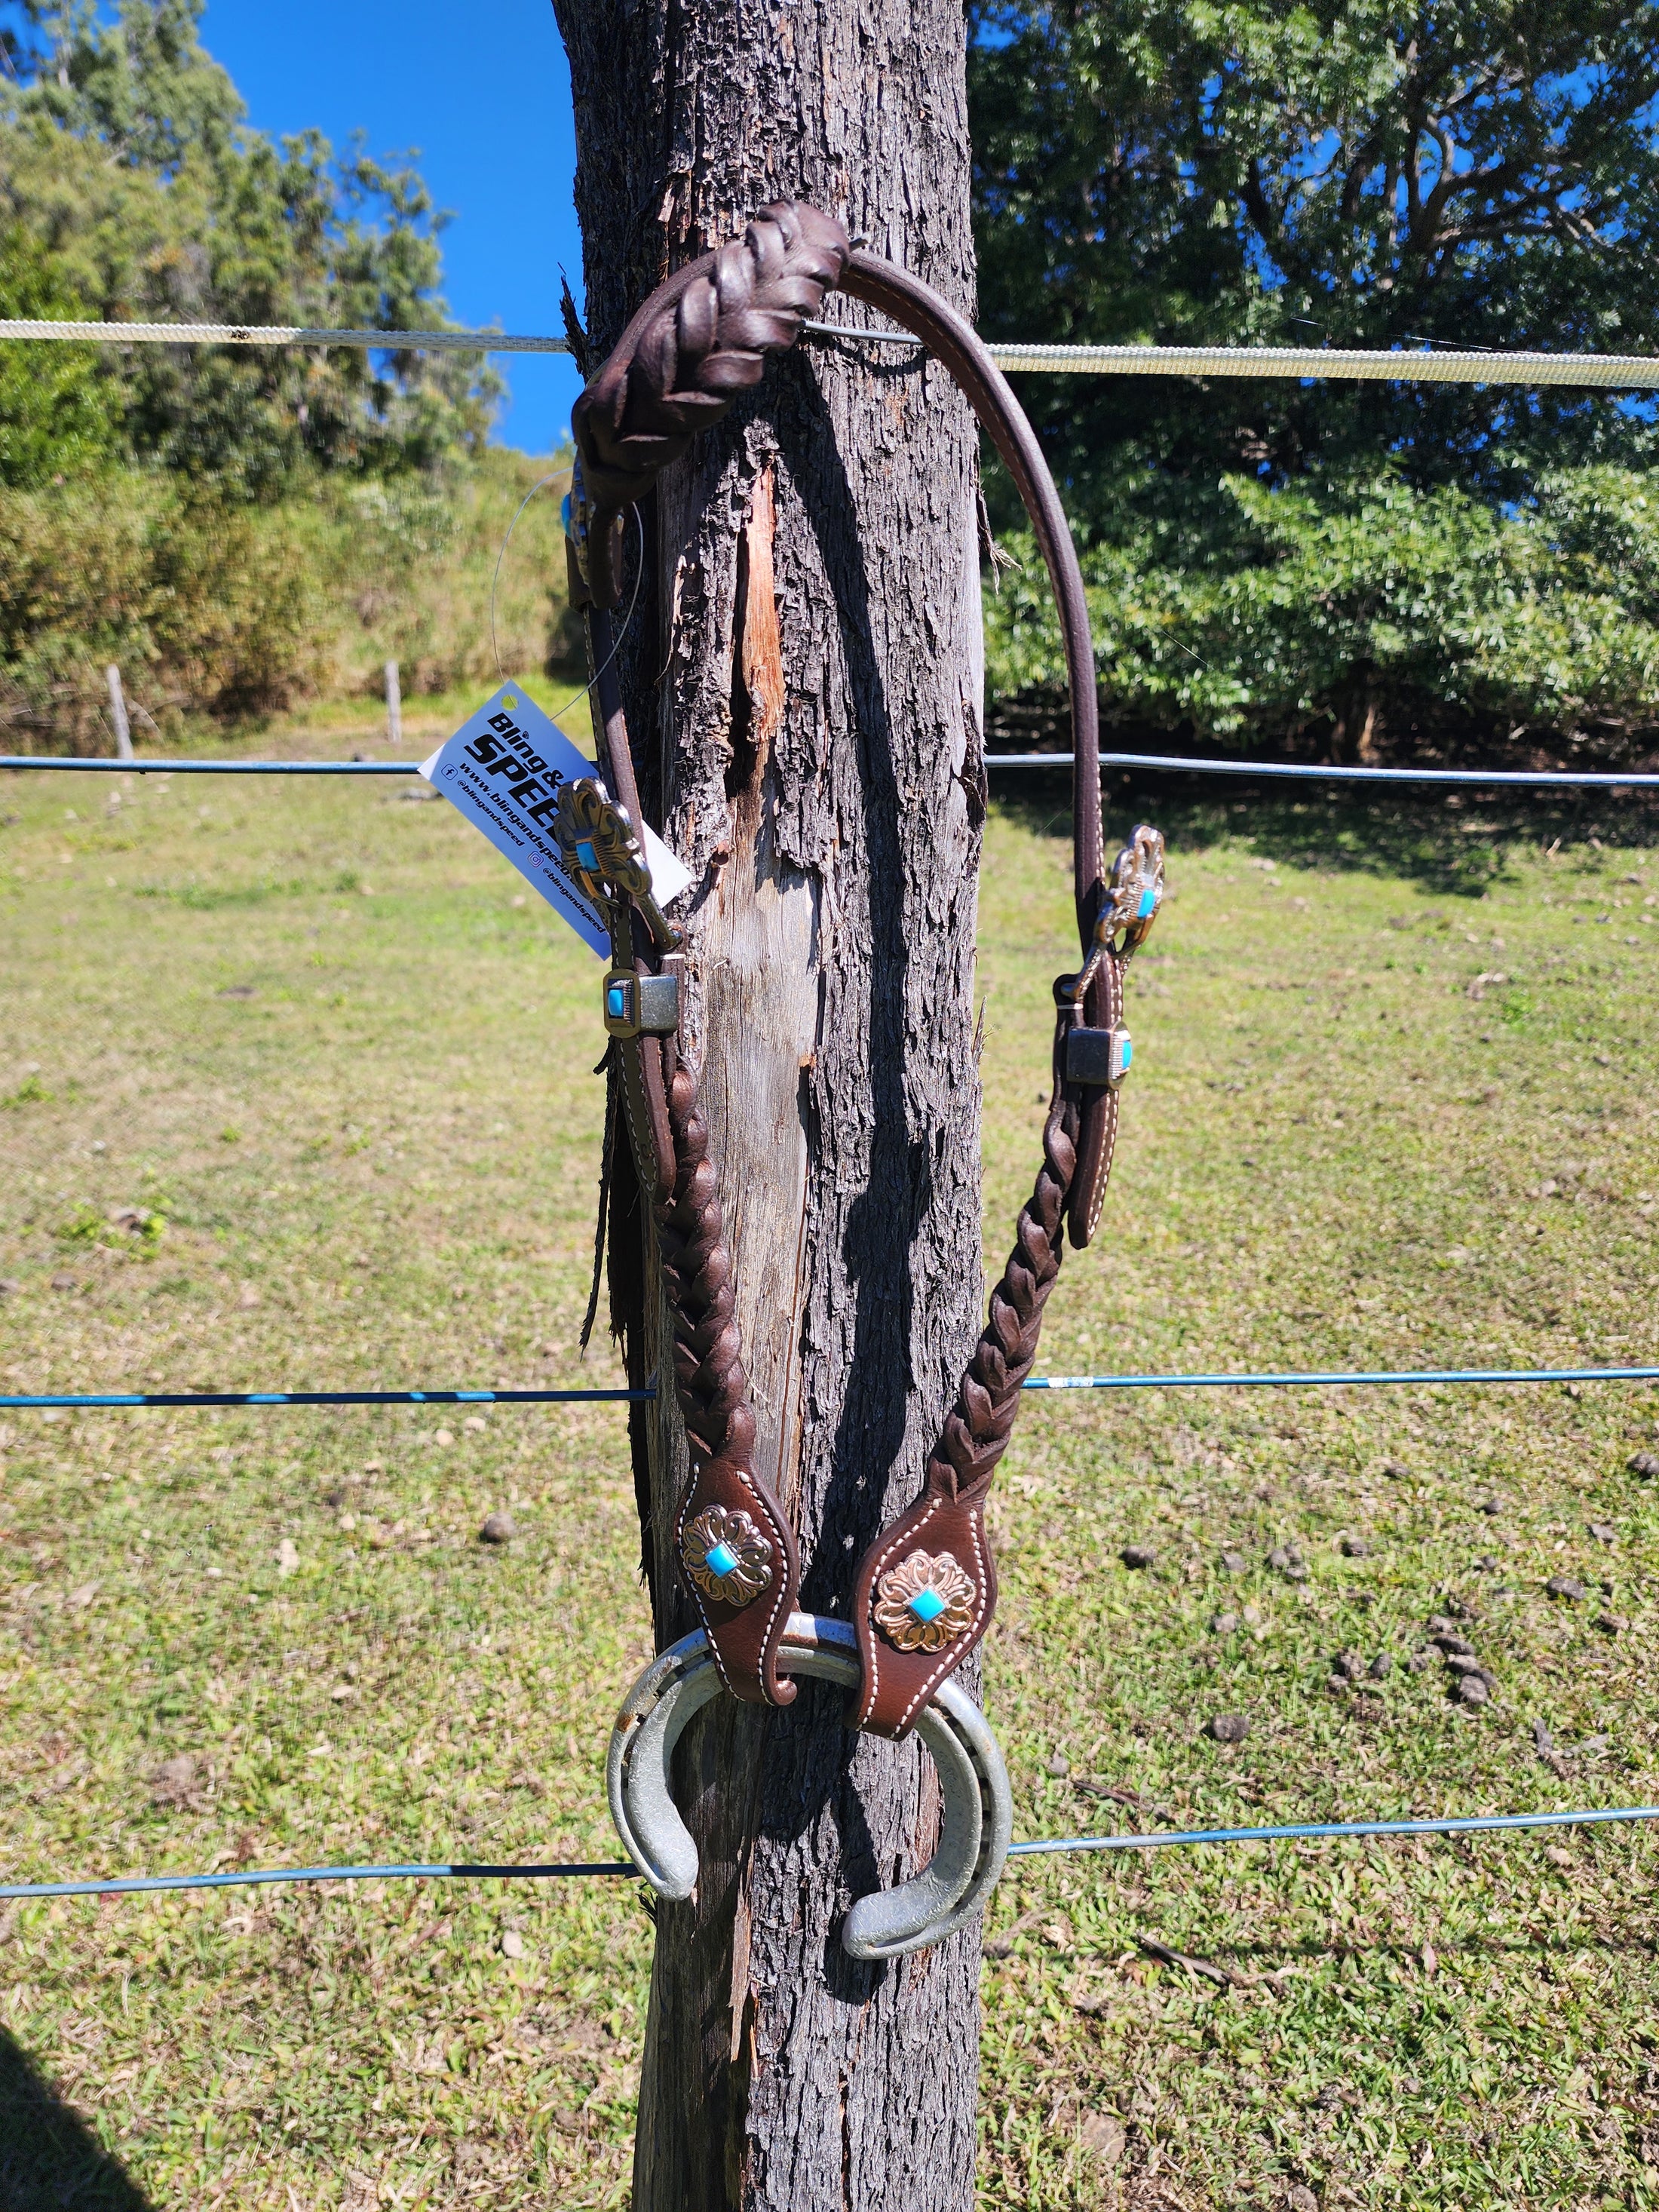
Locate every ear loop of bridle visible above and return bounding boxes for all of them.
[563,203,1161,1728]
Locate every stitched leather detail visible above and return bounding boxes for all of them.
[853,1495,998,1738]
[851,1071,1079,1736]
[1068,952,1124,1248]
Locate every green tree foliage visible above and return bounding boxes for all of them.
[1,0,497,500]
[0,222,121,486]
[969,2,1659,751]
[0,0,574,749]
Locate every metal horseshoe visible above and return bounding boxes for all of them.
[606,1612,1012,1961]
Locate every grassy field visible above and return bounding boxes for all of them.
[1,719,1657,2210]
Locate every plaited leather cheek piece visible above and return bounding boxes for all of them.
[563,201,1164,1738]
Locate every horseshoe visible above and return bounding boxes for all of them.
[606,1612,1011,1961]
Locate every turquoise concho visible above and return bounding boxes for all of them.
[681,1505,773,1609]
[1099,824,1166,953]
[872,1549,978,1653]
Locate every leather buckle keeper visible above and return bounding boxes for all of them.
[1066,1023,1132,1089]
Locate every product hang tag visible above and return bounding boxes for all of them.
[419,683,692,959]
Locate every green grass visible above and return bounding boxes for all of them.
[2,733,1657,2209]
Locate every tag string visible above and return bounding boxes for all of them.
[489,487,647,742]
[489,471,568,680]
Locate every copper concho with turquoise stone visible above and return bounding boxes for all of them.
[1099,824,1165,951]
[872,1548,977,1652]
[681,1505,773,1608]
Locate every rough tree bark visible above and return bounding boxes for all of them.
[549,4,987,2205]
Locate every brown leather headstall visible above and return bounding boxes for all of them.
[563,200,1164,1729]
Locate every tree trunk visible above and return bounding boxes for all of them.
[550,4,986,2206]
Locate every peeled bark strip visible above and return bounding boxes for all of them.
[550,3,984,2205]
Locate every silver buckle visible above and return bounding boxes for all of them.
[1066,1022,1133,1088]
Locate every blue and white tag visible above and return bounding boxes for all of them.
[419,683,691,959]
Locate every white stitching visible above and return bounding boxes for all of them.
[676,1466,794,1696]
[857,1496,995,1732]
[894,1509,991,1731]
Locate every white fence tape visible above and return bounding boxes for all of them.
[2,319,1657,386]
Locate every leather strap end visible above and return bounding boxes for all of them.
[674,1457,801,1706]
[584,503,631,612]
[1065,965,1121,1250]
[849,1493,997,1741]
[614,1032,676,1207]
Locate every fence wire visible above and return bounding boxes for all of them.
[5,1363,1657,1412]
[8,1802,1658,1904]
[8,753,1659,788]
[5,317,1659,388]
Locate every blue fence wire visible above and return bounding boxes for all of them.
[1005,1804,1659,1859]
[5,1364,1654,1413]
[0,1861,633,1902]
[6,751,1659,786]
[8,1804,1657,1904]
[987,750,1659,787]
[1020,1363,1659,1392]
[2,756,417,775]
[0,1386,652,1410]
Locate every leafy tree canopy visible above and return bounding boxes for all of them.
[0,0,496,496]
[970,2,1659,750]
[972,0,1659,497]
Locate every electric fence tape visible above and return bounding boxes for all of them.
[5,318,1659,388]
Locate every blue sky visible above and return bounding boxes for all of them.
[198,0,585,454]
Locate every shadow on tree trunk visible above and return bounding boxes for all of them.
[0,2026,155,2212]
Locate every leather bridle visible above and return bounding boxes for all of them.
[560,200,1163,1743]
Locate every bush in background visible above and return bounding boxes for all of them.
[972,0,1659,759]
[984,465,1659,759]
[0,448,575,750]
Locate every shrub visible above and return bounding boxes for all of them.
[982,466,1659,758]
[0,446,578,750]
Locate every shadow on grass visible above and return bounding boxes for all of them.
[995,765,1659,898]
[0,2026,154,2212]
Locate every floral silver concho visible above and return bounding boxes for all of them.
[680,1505,774,1609]
[1099,823,1166,952]
[872,1548,978,1653]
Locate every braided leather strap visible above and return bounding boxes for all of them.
[572,201,851,606]
[849,947,1127,1737]
[575,201,1146,1715]
[655,1060,800,1705]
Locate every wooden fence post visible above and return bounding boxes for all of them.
[385,660,403,747]
[105,666,133,760]
[554,2,987,2204]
